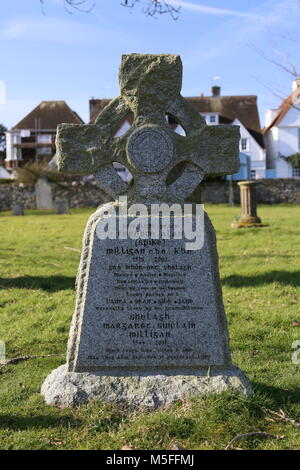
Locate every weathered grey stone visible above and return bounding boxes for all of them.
[232,180,267,228]
[41,364,252,409]
[66,210,231,372]
[35,178,53,210]
[42,54,251,408]
[56,54,240,204]
[1,179,299,212]
[12,202,24,216]
[54,199,69,215]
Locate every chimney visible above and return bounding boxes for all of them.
[89,99,102,123]
[292,78,300,92]
[265,109,278,128]
[212,86,221,97]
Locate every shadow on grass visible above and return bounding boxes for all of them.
[252,382,300,405]
[0,276,75,292]
[0,414,81,430]
[223,271,300,288]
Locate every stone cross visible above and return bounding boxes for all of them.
[41,54,251,409]
[56,54,240,203]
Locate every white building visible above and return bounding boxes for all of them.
[263,79,300,178]
[90,87,266,179]
[5,101,84,169]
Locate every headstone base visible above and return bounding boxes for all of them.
[41,364,252,409]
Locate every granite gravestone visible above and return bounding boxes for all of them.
[12,202,24,216]
[54,199,69,215]
[35,178,53,210]
[41,54,251,408]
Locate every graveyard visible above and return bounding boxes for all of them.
[1,0,300,455]
[0,204,299,450]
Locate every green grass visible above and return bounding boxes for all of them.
[0,204,299,450]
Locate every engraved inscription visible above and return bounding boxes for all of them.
[76,222,225,370]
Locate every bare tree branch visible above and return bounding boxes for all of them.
[40,0,95,14]
[0,354,64,371]
[40,0,180,18]
[262,407,300,427]
[255,76,300,113]
[277,32,300,47]
[225,432,285,451]
[121,0,181,19]
[250,43,300,112]
[252,44,299,78]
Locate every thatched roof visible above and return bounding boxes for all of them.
[13,101,84,130]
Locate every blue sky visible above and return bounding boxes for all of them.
[0,0,300,128]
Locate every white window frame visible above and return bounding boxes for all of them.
[37,134,52,144]
[241,138,249,152]
[20,130,30,138]
[292,166,300,177]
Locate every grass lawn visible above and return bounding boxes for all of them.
[0,204,299,450]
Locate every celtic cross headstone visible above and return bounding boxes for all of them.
[41,54,251,408]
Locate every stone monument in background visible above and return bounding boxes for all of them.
[12,202,24,216]
[233,180,265,228]
[35,178,53,210]
[41,54,251,408]
[54,199,69,215]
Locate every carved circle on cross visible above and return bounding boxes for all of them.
[127,125,174,174]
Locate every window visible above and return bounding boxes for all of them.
[37,134,52,144]
[251,170,256,180]
[20,130,30,138]
[241,138,249,151]
[209,115,216,123]
[292,166,300,177]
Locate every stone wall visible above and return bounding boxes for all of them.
[0,183,36,211]
[0,178,299,211]
[255,179,300,204]
[198,179,300,205]
[0,181,108,211]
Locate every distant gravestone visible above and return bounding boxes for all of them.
[12,202,24,216]
[41,54,251,408]
[54,199,69,215]
[35,178,53,210]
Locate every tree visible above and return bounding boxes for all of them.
[254,0,300,111]
[0,124,7,164]
[255,44,300,111]
[40,0,181,19]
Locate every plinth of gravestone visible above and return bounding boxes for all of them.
[54,199,69,215]
[12,202,24,216]
[35,178,53,210]
[232,180,266,228]
[41,54,252,409]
